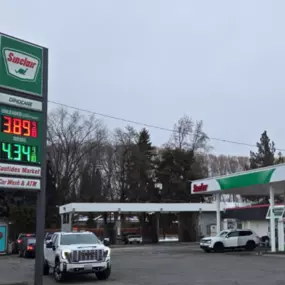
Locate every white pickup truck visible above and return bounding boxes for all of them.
[43,231,111,282]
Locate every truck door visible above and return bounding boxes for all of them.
[46,234,58,266]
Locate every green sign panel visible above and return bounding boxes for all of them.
[0,35,43,96]
[0,105,42,164]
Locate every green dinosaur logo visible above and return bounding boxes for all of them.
[15,68,28,75]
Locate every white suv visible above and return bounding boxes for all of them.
[43,231,111,282]
[200,229,260,253]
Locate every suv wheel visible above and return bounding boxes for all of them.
[53,261,65,282]
[213,242,224,253]
[96,266,111,280]
[245,240,256,251]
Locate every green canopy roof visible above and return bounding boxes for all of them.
[191,163,285,196]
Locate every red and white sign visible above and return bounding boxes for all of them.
[3,49,40,81]
[0,177,40,190]
[193,183,208,193]
[0,163,41,177]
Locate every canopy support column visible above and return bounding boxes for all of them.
[216,193,221,233]
[269,186,276,252]
[277,191,285,251]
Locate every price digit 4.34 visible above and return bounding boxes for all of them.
[22,145,31,162]
[0,142,38,163]
[13,143,22,161]
[2,142,12,159]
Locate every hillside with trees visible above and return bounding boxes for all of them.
[0,107,283,230]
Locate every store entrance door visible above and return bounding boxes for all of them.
[0,226,7,253]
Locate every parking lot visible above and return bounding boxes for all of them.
[1,244,285,285]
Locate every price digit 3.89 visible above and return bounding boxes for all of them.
[1,116,38,138]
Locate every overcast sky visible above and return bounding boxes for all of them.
[1,0,285,156]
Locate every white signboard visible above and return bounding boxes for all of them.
[0,163,41,177]
[0,176,40,190]
[0,92,42,111]
[266,205,285,219]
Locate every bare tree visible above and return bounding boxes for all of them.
[112,126,138,202]
[100,143,117,201]
[168,115,210,152]
[207,154,249,176]
[47,107,107,204]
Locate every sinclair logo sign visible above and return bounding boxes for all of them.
[2,49,40,82]
[0,34,43,96]
[193,183,208,193]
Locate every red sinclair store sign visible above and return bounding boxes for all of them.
[193,183,208,193]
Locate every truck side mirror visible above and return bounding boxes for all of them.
[46,241,53,249]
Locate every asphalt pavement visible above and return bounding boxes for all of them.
[1,243,285,285]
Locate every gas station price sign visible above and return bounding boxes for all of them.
[0,106,42,165]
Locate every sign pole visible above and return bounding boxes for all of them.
[0,33,48,285]
[34,47,48,285]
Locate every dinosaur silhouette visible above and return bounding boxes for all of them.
[15,68,28,75]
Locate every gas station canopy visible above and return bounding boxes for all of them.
[191,163,285,196]
[191,163,285,252]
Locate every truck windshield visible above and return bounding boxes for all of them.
[60,234,101,245]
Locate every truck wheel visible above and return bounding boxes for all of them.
[43,260,49,275]
[53,261,65,282]
[96,266,111,280]
[245,240,256,251]
[213,242,224,253]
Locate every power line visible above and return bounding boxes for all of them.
[48,100,285,152]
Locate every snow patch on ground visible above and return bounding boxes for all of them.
[159,237,178,242]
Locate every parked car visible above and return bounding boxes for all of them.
[122,232,138,244]
[18,237,36,258]
[103,237,110,246]
[15,233,35,253]
[200,229,260,253]
[125,235,142,244]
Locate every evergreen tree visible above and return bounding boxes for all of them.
[155,148,207,202]
[248,131,282,203]
[249,131,275,169]
[126,128,156,202]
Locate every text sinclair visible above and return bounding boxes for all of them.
[193,183,208,193]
